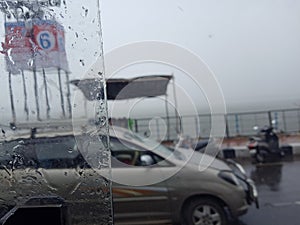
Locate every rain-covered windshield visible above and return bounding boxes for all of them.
[0,0,112,224]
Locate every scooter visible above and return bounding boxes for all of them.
[247,126,284,163]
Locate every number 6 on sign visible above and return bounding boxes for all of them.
[37,31,55,51]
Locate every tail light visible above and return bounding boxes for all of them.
[247,141,257,150]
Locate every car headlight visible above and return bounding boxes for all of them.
[218,171,240,186]
[234,162,246,175]
[226,159,246,178]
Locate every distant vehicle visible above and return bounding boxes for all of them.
[247,126,284,163]
[0,126,258,225]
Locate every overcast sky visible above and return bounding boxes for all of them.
[100,0,300,115]
[1,0,300,124]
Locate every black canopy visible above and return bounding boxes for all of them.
[71,75,173,101]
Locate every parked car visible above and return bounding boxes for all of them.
[0,126,258,225]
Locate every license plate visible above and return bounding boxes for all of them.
[249,149,257,155]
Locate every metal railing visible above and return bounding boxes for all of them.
[132,108,300,140]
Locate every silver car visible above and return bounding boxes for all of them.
[0,126,258,225]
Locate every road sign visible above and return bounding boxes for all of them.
[33,19,69,72]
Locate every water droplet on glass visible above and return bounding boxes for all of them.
[81,6,88,17]
[79,59,85,66]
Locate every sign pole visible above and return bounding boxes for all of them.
[172,75,180,134]
[21,70,29,120]
[165,93,170,140]
[57,68,66,117]
[33,68,41,121]
[42,68,50,119]
[65,71,72,118]
[8,72,16,124]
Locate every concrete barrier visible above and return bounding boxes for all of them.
[290,143,300,155]
[222,144,299,159]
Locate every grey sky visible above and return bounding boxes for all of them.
[100,0,300,114]
[1,0,300,124]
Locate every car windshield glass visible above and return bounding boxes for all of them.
[121,130,185,160]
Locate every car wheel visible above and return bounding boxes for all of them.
[183,198,227,225]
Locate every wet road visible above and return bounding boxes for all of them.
[236,157,300,225]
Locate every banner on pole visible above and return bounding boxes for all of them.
[32,19,69,72]
[1,19,69,74]
[1,22,33,74]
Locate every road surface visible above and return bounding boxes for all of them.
[236,157,300,225]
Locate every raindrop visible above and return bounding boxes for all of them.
[12,145,21,153]
[68,148,73,153]
[27,58,34,67]
[81,6,88,17]
[76,169,84,176]
[79,59,85,66]
[10,124,16,130]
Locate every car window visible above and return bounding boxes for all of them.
[110,137,173,168]
[115,130,187,161]
[0,140,36,169]
[0,141,17,167]
[33,136,82,169]
[0,136,90,170]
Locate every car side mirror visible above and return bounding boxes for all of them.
[140,155,154,166]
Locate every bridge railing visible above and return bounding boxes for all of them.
[132,108,300,140]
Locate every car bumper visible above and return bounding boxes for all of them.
[234,201,249,217]
[225,160,259,217]
[246,178,259,208]
[230,179,259,218]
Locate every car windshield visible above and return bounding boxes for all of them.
[120,130,185,160]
